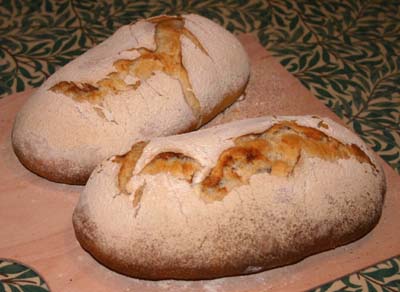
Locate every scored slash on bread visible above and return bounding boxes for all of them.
[12,14,250,184]
[73,115,386,280]
[49,16,204,123]
[114,119,374,202]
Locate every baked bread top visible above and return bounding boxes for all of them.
[12,14,250,184]
[112,115,381,200]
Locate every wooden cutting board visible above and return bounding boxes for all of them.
[0,35,399,292]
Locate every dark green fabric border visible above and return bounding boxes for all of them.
[0,258,50,292]
[308,255,400,292]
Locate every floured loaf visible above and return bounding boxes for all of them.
[72,115,386,280]
[12,14,250,184]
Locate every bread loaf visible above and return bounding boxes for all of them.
[12,14,250,184]
[72,115,386,280]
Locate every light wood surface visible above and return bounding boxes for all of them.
[0,35,399,292]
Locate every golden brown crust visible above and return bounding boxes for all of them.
[48,16,238,126]
[50,81,102,104]
[200,121,373,201]
[113,141,149,194]
[141,152,201,183]
[49,16,202,120]
[111,120,374,200]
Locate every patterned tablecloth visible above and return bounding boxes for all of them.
[1,1,399,291]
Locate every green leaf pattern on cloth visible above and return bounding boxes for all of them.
[257,0,400,174]
[1,0,398,173]
[0,260,50,292]
[309,256,400,292]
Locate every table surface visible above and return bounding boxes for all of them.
[0,1,399,291]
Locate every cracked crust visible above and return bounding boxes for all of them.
[12,14,250,184]
[140,152,201,183]
[113,120,374,202]
[199,121,373,201]
[73,116,386,280]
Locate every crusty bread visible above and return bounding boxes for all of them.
[11,14,250,184]
[72,115,386,280]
